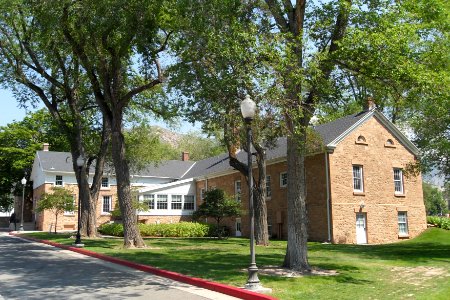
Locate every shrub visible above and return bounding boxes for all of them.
[98,222,124,236]
[98,222,211,237]
[427,216,450,230]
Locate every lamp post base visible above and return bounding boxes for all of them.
[72,243,85,248]
[244,264,272,293]
[18,224,24,231]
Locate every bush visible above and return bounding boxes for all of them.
[427,216,450,230]
[98,222,211,237]
[98,222,124,236]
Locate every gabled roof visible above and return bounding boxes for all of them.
[34,109,419,181]
[314,110,372,145]
[183,108,419,179]
[36,150,195,179]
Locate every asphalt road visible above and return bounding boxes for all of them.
[0,232,239,300]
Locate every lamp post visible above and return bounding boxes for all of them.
[73,155,84,247]
[240,95,261,290]
[19,177,27,231]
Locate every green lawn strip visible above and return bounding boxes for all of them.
[22,228,450,300]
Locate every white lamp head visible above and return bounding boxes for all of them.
[21,177,27,185]
[76,155,85,167]
[240,95,256,121]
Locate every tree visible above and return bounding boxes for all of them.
[172,0,449,271]
[176,132,225,161]
[0,110,69,214]
[192,189,241,239]
[423,183,448,216]
[0,0,111,237]
[35,187,75,234]
[53,0,176,248]
[171,0,276,246]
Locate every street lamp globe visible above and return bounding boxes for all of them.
[76,155,85,167]
[21,177,27,185]
[240,95,256,121]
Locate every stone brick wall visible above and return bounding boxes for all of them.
[328,117,426,244]
[195,154,330,242]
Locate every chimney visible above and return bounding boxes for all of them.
[181,151,190,161]
[367,96,376,110]
[43,143,49,151]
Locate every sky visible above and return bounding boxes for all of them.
[0,88,199,133]
[0,89,33,126]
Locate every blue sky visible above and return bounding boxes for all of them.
[0,89,33,126]
[0,88,199,133]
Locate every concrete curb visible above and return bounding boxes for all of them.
[10,233,277,300]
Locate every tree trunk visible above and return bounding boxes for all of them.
[110,116,145,248]
[254,144,269,246]
[54,213,58,234]
[283,134,310,272]
[254,186,269,245]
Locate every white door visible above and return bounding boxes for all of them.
[356,213,367,244]
[235,218,242,237]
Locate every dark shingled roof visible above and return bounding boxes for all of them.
[37,151,195,179]
[38,110,373,180]
[181,110,372,179]
[313,110,371,145]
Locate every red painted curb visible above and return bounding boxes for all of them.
[12,234,278,300]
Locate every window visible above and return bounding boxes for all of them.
[184,195,195,210]
[353,165,364,192]
[394,168,404,194]
[143,194,154,210]
[157,195,168,209]
[55,175,63,186]
[101,177,109,188]
[357,135,366,143]
[280,172,287,188]
[102,196,111,213]
[266,175,272,198]
[200,188,205,201]
[235,180,241,202]
[386,139,394,145]
[171,195,182,210]
[236,218,241,232]
[398,212,408,236]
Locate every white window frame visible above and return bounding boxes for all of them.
[55,175,63,186]
[171,195,183,210]
[393,168,404,194]
[102,196,112,214]
[266,175,272,198]
[235,180,241,202]
[183,195,195,210]
[101,177,109,188]
[353,165,364,192]
[280,172,287,188]
[157,195,168,210]
[398,211,409,236]
[143,194,154,210]
[200,188,205,201]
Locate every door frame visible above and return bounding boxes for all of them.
[356,212,367,244]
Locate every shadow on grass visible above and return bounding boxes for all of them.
[308,229,450,264]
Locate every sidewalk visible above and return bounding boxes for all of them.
[10,232,277,300]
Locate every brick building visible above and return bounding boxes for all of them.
[30,107,427,244]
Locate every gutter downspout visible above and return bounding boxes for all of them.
[325,151,331,242]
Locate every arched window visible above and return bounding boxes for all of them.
[386,139,394,145]
[357,135,366,143]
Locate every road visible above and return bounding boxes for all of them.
[0,233,239,300]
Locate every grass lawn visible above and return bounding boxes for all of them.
[24,228,450,300]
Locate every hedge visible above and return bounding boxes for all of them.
[427,216,450,230]
[98,222,212,237]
